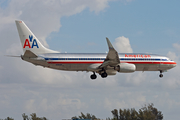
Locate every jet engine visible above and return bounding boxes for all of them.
[114,63,136,73]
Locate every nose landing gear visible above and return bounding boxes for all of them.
[159,70,163,78]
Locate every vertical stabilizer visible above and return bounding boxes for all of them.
[15,20,58,55]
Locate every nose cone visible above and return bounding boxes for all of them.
[170,61,177,69]
[173,62,177,67]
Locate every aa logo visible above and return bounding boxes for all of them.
[23,35,39,48]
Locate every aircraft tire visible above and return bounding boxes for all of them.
[101,72,107,78]
[159,74,163,78]
[90,74,97,79]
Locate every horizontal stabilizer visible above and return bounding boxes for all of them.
[5,55,21,57]
[23,50,37,58]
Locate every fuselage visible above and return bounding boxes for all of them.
[16,20,177,79]
[23,53,177,72]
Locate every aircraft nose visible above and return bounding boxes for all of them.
[173,62,177,67]
[171,62,177,68]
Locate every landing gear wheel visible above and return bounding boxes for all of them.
[101,72,107,78]
[159,70,163,78]
[90,73,97,80]
[159,74,163,78]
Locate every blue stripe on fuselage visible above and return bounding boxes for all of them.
[44,58,168,61]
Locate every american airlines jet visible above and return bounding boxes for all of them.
[15,20,177,80]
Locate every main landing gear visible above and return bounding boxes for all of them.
[90,70,108,80]
[90,72,97,80]
[159,70,163,78]
[101,72,107,78]
[100,68,108,78]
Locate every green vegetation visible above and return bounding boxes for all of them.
[72,103,163,120]
[72,112,100,120]
[111,103,163,120]
[0,103,163,120]
[0,117,14,120]
[22,113,48,120]
[0,113,48,120]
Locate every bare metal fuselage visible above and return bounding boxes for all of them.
[22,53,176,74]
[15,20,177,79]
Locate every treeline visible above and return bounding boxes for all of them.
[1,103,163,120]
[72,103,163,120]
[22,113,48,120]
[0,117,14,120]
[0,113,47,120]
[110,103,163,120]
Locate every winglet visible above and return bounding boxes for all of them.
[98,37,120,68]
[106,37,114,49]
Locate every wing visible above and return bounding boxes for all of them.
[99,37,120,69]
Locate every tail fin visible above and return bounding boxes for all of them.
[15,20,58,55]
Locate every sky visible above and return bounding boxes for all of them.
[0,0,180,120]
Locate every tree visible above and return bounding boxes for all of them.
[30,113,48,120]
[72,112,100,120]
[111,109,119,120]
[4,117,14,120]
[22,113,30,120]
[0,117,14,120]
[111,103,163,120]
[138,103,163,120]
[30,113,38,120]
[130,108,138,120]
[21,113,48,120]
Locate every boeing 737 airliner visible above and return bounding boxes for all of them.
[15,20,177,79]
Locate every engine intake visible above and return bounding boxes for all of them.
[114,63,136,73]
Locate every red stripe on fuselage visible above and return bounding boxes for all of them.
[48,61,103,64]
[47,61,176,65]
[125,62,177,64]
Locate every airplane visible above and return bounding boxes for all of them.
[15,20,177,80]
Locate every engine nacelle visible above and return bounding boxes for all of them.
[114,63,136,73]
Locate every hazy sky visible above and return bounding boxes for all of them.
[1,0,180,120]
